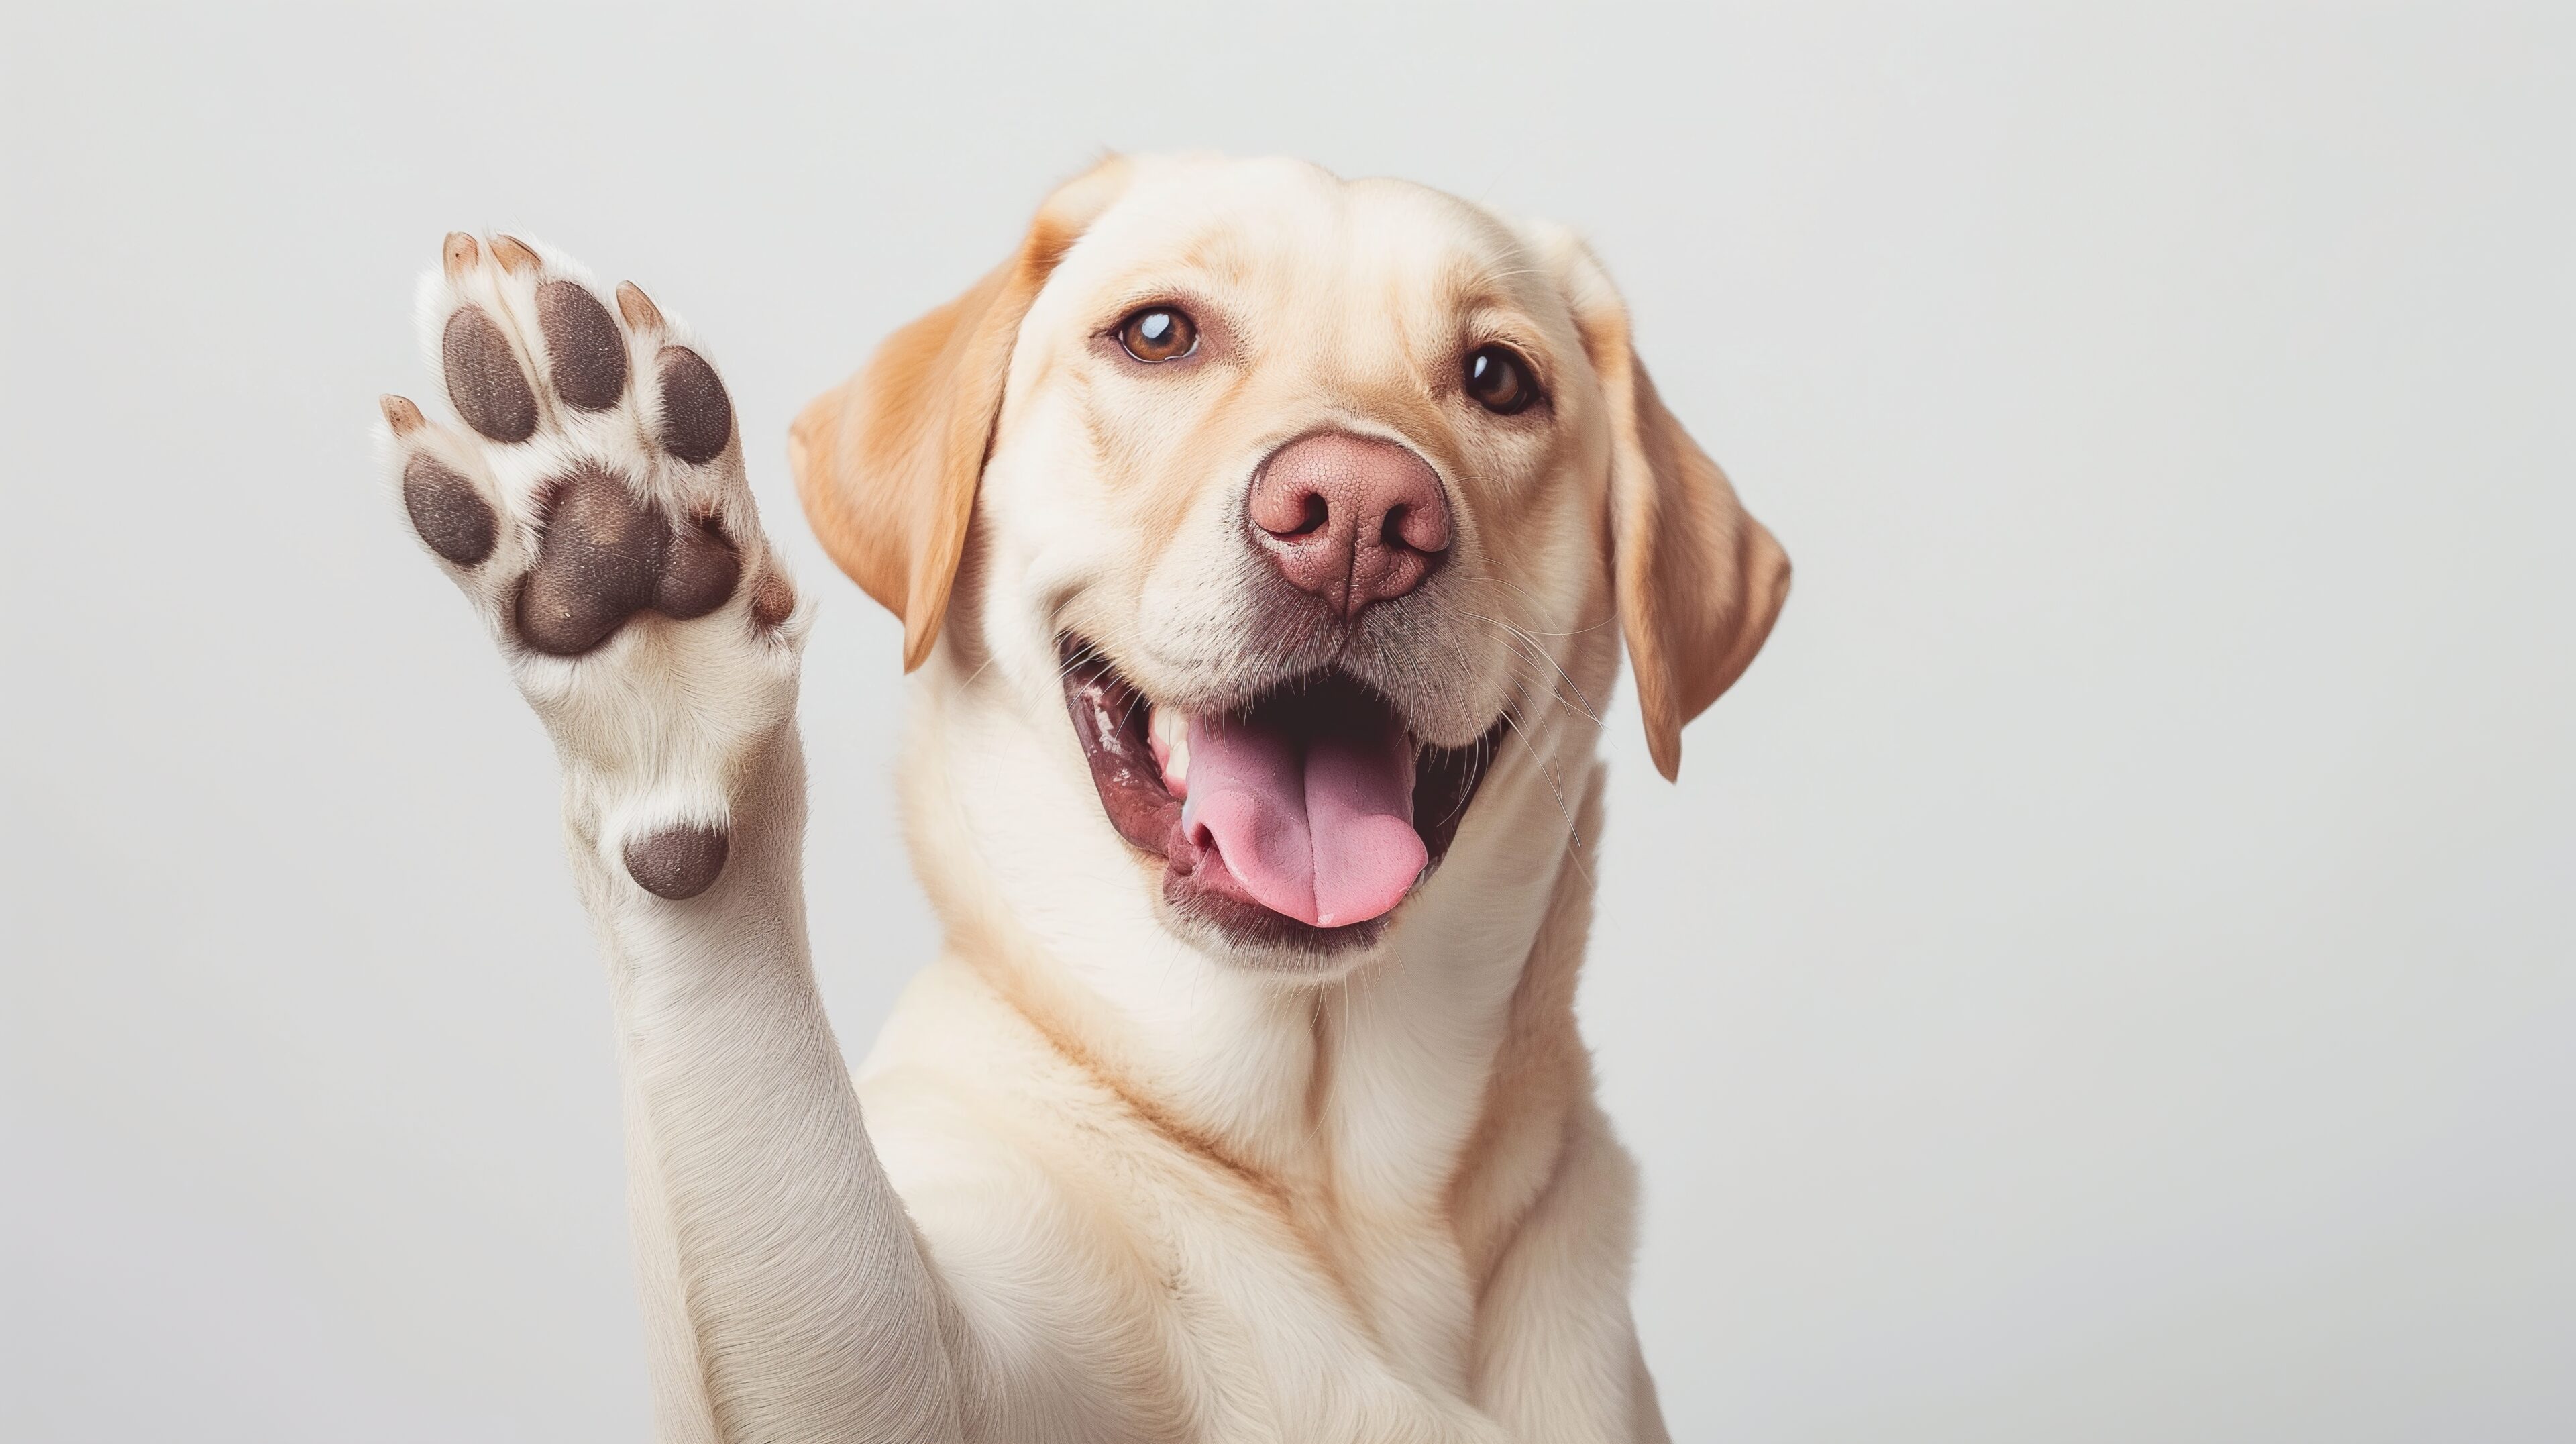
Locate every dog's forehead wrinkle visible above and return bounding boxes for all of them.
[1168,227,1267,294]
[1069,161,1336,291]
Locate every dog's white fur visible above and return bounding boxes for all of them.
[384,154,1786,1443]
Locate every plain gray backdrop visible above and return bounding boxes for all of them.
[5,3,2570,1440]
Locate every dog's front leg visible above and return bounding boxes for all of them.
[592,732,959,1444]
[381,234,960,1444]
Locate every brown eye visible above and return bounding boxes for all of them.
[1117,306,1197,363]
[1464,344,1539,415]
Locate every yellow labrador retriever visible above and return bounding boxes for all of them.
[381,153,1786,1443]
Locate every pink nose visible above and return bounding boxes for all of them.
[1247,433,1452,617]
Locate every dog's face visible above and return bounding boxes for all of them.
[792,156,1787,974]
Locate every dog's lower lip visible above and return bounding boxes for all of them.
[1059,640,1501,951]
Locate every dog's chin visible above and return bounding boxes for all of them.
[1059,639,1503,972]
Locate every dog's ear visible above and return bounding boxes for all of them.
[1540,228,1791,781]
[790,157,1131,670]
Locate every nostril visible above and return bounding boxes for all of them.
[1252,478,1334,540]
[1291,491,1328,537]
[1388,495,1452,556]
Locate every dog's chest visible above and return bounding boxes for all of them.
[861,962,1572,1439]
[1151,1186,1515,1443]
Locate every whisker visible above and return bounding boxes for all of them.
[1456,608,1601,725]
[1425,598,1597,731]
[1050,639,1104,686]
[1458,573,1617,637]
[1434,728,1498,831]
[1498,697,1595,893]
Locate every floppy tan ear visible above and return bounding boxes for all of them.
[1545,232,1791,781]
[789,157,1132,670]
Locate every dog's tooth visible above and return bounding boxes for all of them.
[1148,704,1192,797]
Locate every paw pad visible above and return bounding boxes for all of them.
[516,464,741,656]
[537,280,627,411]
[402,455,498,566]
[623,824,730,899]
[441,305,539,443]
[655,346,733,464]
[750,570,796,630]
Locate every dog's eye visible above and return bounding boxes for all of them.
[1464,344,1540,415]
[1116,306,1198,363]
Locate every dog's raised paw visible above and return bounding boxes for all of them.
[382,233,804,897]
[382,233,798,654]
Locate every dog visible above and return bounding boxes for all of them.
[380,153,1787,1443]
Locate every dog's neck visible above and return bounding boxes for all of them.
[896,645,1613,1229]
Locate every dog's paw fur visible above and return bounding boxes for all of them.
[381,233,804,900]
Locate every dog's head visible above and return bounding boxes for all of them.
[792,156,1786,973]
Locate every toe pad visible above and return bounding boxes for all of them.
[402,456,497,566]
[441,305,539,443]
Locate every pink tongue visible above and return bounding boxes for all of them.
[1181,711,1426,928]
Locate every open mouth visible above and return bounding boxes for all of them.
[1061,641,1503,953]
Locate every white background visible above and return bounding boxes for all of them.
[5,4,2569,1440]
